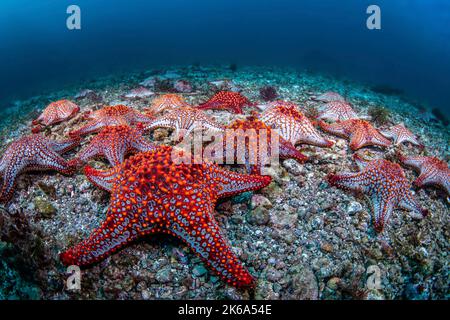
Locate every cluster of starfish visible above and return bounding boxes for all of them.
[0,86,448,291]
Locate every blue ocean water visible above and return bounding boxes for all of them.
[0,0,449,114]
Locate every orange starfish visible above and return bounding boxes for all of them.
[197,91,253,114]
[32,99,80,130]
[60,146,272,288]
[144,94,189,115]
[260,101,334,148]
[75,124,156,166]
[327,154,428,233]
[206,117,307,174]
[69,105,153,137]
[381,124,423,147]
[318,101,359,122]
[319,119,391,150]
[398,152,449,195]
[144,106,224,141]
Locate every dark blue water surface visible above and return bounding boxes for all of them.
[0,0,449,113]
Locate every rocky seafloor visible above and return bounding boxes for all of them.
[0,65,448,300]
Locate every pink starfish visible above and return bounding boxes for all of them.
[69,105,153,137]
[259,101,333,147]
[319,119,391,150]
[0,134,80,202]
[327,153,428,233]
[75,124,156,166]
[313,92,345,103]
[398,153,449,195]
[144,94,189,115]
[318,101,359,122]
[381,124,423,148]
[32,99,80,130]
[144,106,224,141]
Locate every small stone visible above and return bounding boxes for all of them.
[321,243,333,253]
[153,128,169,141]
[282,159,303,176]
[192,265,208,277]
[327,277,341,290]
[34,197,57,218]
[248,207,270,226]
[155,266,173,283]
[347,201,363,215]
[251,194,272,209]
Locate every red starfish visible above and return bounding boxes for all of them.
[75,124,157,166]
[381,124,423,148]
[313,91,345,103]
[260,101,334,148]
[60,146,272,288]
[197,91,253,114]
[398,153,449,196]
[318,101,359,122]
[0,134,80,202]
[327,154,428,233]
[144,94,189,115]
[69,105,153,137]
[32,100,80,132]
[144,106,224,141]
[206,117,307,174]
[319,119,391,150]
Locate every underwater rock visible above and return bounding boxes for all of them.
[174,80,193,93]
[250,194,272,209]
[33,197,57,218]
[248,207,270,226]
[347,201,363,215]
[124,87,154,99]
[286,265,319,300]
[156,266,173,283]
[192,265,208,277]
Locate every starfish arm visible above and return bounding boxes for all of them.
[380,129,395,140]
[60,209,154,266]
[104,143,127,166]
[214,168,272,198]
[47,137,81,154]
[84,165,120,192]
[144,117,174,131]
[371,194,395,233]
[398,191,429,218]
[130,137,157,154]
[296,127,334,148]
[353,153,371,170]
[440,175,450,195]
[168,206,254,288]
[32,113,45,126]
[69,119,104,137]
[327,171,368,193]
[130,112,154,124]
[318,121,348,138]
[32,151,76,175]
[0,161,25,202]
[370,132,392,148]
[349,129,366,150]
[279,139,308,163]
[76,140,103,163]
[397,153,427,170]
[402,135,422,147]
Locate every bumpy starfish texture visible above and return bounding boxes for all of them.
[260,101,334,148]
[318,101,359,122]
[144,94,189,115]
[197,91,253,114]
[0,134,80,202]
[381,124,423,147]
[32,99,80,127]
[327,154,428,233]
[319,119,391,150]
[206,117,307,174]
[60,146,272,288]
[313,91,345,102]
[69,105,153,137]
[75,124,156,166]
[398,153,449,195]
[144,106,224,141]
